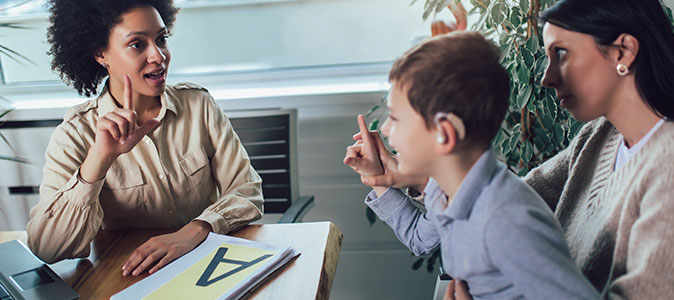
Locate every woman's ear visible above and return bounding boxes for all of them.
[612,33,639,69]
[94,50,107,68]
[434,119,458,155]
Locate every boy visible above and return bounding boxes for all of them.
[343,32,599,299]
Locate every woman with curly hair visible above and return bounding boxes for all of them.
[26,0,264,277]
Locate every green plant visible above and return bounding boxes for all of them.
[365,0,674,273]
[0,0,36,164]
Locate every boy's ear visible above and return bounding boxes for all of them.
[434,120,458,155]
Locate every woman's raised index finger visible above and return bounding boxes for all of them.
[124,74,133,110]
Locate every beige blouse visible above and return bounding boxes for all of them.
[26,82,264,263]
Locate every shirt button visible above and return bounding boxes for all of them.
[168,210,174,214]
[145,139,151,144]
[158,174,164,179]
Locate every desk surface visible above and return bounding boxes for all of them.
[0,221,343,300]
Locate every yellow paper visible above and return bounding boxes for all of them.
[144,243,278,300]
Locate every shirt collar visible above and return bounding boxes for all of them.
[96,81,177,119]
[424,149,498,220]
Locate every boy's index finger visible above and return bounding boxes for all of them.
[357,114,372,142]
[124,74,133,110]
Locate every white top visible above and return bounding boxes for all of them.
[615,119,665,171]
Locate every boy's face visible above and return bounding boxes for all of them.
[381,81,438,177]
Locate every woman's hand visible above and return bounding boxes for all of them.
[444,280,472,300]
[122,220,212,276]
[80,74,160,182]
[94,74,160,158]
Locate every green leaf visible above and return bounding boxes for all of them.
[369,119,380,131]
[543,96,557,121]
[365,104,380,118]
[521,48,534,69]
[0,155,33,164]
[516,59,530,83]
[490,1,509,25]
[526,94,537,112]
[568,119,584,140]
[535,55,548,76]
[412,258,424,270]
[522,140,534,163]
[366,207,377,225]
[517,85,532,109]
[510,7,522,27]
[519,0,529,14]
[525,35,539,53]
[540,112,554,131]
[509,126,521,150]
[553,123,565,144]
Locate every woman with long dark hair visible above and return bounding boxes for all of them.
[27,0,263,277]
[524,0,674,297]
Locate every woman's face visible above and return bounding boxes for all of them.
[541,23,621,122]
[98,5,171,98]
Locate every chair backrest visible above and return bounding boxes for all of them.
[222,109,300,214]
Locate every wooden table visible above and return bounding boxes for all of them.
[0,221,342,300]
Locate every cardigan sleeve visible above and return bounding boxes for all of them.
[605,170,674,299]
[523,144,572,211]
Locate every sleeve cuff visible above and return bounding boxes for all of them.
[365,187,411,220]
[59,168,105,208]
[195,210,231,234]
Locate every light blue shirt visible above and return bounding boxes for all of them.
[365,150,599,299]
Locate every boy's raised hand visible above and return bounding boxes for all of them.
[344,115,429,192]
[343,114,385,176]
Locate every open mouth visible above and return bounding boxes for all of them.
[144,69,166,82]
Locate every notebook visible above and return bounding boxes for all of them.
[0,240,78,300]
[111,232,299,300]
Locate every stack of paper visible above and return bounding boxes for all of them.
[112,233,299,300]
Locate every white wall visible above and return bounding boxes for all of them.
[0,0,431,85]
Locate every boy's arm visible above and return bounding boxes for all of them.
[365,188,440,256]
[484,199,600,300]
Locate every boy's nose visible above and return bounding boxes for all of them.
[380,118,391,138]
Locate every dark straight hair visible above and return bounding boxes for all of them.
[541,0,674,119]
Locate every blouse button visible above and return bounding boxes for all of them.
[158,174,164,180]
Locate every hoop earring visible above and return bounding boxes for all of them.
[616,64,629,76]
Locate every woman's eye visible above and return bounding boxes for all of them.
[555,48,567,60]
[156,35,169,46]
[130,41,144,49]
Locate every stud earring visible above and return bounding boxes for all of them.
[616,64,629,76]
[101,62,108,69]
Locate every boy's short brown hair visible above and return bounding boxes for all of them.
[389,31,509,150]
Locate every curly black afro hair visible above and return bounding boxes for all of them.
[47,0,179,97]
